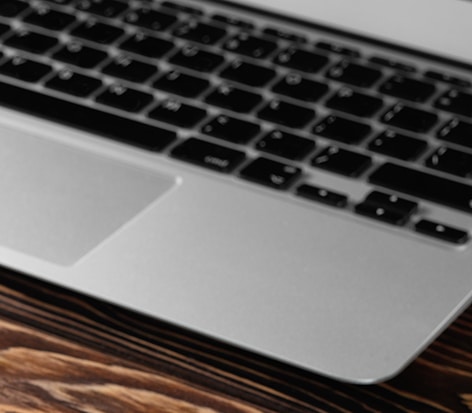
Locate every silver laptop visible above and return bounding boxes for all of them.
[0,0,470,384]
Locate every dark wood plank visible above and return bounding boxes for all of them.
[0,266,470,412]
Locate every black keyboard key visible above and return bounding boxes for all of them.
[240,158,302,190]
[326,60,382,88]
[161,1,203,16]
[424,70,471,88]
[379,75,436,103]
[102,56,157,83]
[363,190,418,215]
[71,21,124,44]
[272,73,329,103]
[381,103,438,133]
[201,115,260,144]
[171,138,245,173]
[220,59,276,87]
[53,42,107,69]
[437,118,472,149]
[355,201,411,226]
[154,70,209,98]
[173,21,226,45]
[316,41,360,58]
[296,184,348,208]
[326,87,383,117]
[76,0,128,18]
[148,99,207,128]
[123,7,178,31]
[313,115,371,144]
[0,0,28,17]
[120,33,174,59]
[223,33,277,59]
[0,56,51,82]
[434,89,472,118]
[312,146,372,177]
[96,84,153,112]
[256,129,315,160]
[369,56,416,73]
[45,69,102,97]
[0,80,176,151]
[23,6,76,31]
[205,84,262,113]
[368,130,427,161]
[357,191,418,227]
[258,99,315,129]
[369,162,472,213]
[263,27,306,43]
[211,14,253,29]
[4,29,58,54]
[169,45,225,72]
[0,23,10,37]
[425,146,472,178]
[273,47,329,73]
[415,220,470,244]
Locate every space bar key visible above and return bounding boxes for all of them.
[0,81,176,151]
[368,162,472,213]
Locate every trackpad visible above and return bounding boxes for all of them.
[0,129,175,265]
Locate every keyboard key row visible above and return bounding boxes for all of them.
[1,56,469,165]
[0,79,176,150]
[297,185,468,244]
[10,0,472,124]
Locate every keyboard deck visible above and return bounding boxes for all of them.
[0,0,471,245]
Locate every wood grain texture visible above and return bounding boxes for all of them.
[0,267,470,413]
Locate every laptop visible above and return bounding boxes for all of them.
[0,0,470,384]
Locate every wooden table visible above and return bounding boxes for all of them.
[0,266,470,413]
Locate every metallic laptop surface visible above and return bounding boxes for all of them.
[0,0,470,384]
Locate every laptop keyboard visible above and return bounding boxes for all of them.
[0,0,471,245]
